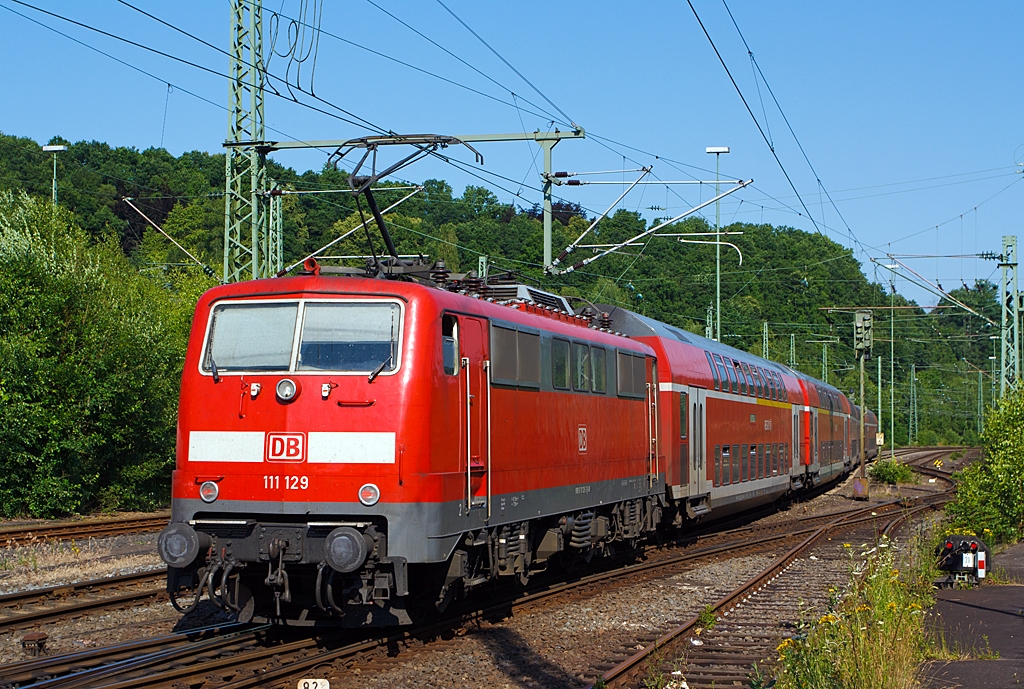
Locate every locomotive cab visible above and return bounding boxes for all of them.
[160,279,416,626]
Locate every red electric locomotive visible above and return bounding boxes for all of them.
[158,269,871,626]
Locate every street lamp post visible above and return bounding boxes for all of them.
[706,146,729,342]
[42,144,68,205]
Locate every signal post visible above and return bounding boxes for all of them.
[852,310,873,500]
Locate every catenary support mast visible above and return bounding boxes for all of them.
[223,0,276,282]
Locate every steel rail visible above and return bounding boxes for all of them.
[586,451,959,688]
[0,515,169,544]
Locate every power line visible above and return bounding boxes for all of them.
[6,0,387,134]
[720,0,863,256]
[360,0,564,126]
[433,0,577,128]
[684,0,824,240]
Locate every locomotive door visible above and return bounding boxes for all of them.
[687,387,709,497]
[460,317,490,514]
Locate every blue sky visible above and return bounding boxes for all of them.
[1,0,1022,304]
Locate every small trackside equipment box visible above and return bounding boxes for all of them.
[935,535,990,587]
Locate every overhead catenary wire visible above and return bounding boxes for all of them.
[433,0,578,129]
[720,0,864,256]
[361,0,565,126]
[684,0,824,240]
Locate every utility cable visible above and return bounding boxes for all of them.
[684,0,822,237]
[362,0,565,126]
[721,0,862,254]
[8,0,386,134]
[434,0,578,129]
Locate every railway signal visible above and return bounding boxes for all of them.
[853,309,873,500]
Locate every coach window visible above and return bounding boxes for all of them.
[741,444,749,482]
[572,342,591,391]
[720,445,729,485]
[741,362,755,396]
[766,371,776,400]
[552,339,570,390]
[732,444,741,484]
[442,314,458,375]
[592,347,607,393]
[705,352,720,391]
[724,358,738,394]
[713,353,728,391]
[679,391,688,438]
[734,361,747,396]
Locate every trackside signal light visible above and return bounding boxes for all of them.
[945,541,953,549]
[358,483,380,506]
[970,542,979,552]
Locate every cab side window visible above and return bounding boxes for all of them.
[442,314,458,375]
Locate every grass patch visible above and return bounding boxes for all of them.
[773,536,933,689]
[869,459,915,485]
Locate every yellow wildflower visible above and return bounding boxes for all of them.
[887,602,898,611]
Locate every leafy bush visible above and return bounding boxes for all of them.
[869,459,915,485]
[0,192,208,516]
[947,387,1024,543]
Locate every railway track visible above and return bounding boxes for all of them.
[585,447,958,689]
[0,448,963,689]
[0,515,169,545]
[0,569,167,635]
[0,499,927,689]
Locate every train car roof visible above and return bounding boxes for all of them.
[595,304,854,405]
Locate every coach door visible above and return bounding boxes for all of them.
[792,408,801,470]
[460,316,490,514]
[688,387,709,497]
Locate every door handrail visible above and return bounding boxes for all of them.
[462,356,471,511]
[485,360,492,519]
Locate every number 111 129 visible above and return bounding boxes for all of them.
[263,475,309,490]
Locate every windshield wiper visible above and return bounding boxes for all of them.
[367,355,393,383]
[210,356,221,384]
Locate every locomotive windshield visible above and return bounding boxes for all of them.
[204,302,297,371]
[202,300,401,374]
[297,302,398,371]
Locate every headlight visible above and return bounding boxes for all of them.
[158,522,201,567]
[199,481,219,503]
[276,378,299,401]
[358,483,380,506]
[324,526,369,573]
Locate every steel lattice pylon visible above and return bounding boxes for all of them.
[1000,235,1019,397]
[223,0,277,282]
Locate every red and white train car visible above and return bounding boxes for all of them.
[157,273,874,626]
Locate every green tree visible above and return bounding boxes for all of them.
[0,191,208,516]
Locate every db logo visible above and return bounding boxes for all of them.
[578,425,588,453]
[267,433,305,462]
